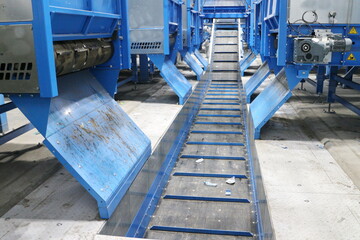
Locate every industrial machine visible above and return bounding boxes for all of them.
[129,0,193,104]
[244,0,360,138]
[100,19,274,240]
[180,0,209,80]
[0,0,152,219]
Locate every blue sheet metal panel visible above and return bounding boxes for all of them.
[182,51,204,80]
[240,51,257,74]
[0,123,34,145]
[250,68,292,139]
[194,49,209,70]
[150,226,254,237]
[32,0,58,97]
[0,95,9,133]
[12,70,151,219]
[149,55,192,105]
[28,0,128,97]
[49,0,120,37]
[244,60,271,103]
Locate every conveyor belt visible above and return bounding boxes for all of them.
[145,26,258,239]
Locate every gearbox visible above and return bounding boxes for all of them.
[293,29,352,64]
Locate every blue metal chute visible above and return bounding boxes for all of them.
[182,52,204,80]
[244,60,270,103]
[250,65,312,139]
[194,49,209,69]
[239,50,257,75]
[11,71,151,218]
[149,55,192,105]
[0,0,152,218]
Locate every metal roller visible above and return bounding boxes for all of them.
[54,39,114,76]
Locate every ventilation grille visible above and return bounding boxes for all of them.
[0,62,33,80]
[131,42,162,50]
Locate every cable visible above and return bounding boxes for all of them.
[302,10,318,24]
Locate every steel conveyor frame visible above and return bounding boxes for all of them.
[101,19,274,240]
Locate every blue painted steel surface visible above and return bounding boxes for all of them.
[0,102,16,114]
[0,95,9,133]
[0,0,144,218]
[195,49,209,69]
[203,0,247,19]
[332,95,360,116]
[150,226,254,237]
[186,141,245,146]
[244,60,270,103]
[173,172,248,178]
[197,114,241,117]
[26,0,130,98]
[149,55,192,105]
[11,71,151,219]
[204,102,239,105]
[0,123,34,145]
[240,51,257,75]
[195,121,242,125]
[244,0,360,137]
[205,97,239,100]
[163,195,251,203]
[180,155,246,160]
[182,52,204,80]
[200,107,240,111]
[180,0,208,80]
[250,69,291,139]
[190,130,243,134]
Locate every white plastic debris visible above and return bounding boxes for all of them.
[226,176,236,185]
[196,158,204,163]
[280,145,288,150]
[316,144,325,149]
[204,181,217,187]
[225,189,232,196]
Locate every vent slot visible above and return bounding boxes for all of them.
[131,42,162,50]
[0,62,33,80]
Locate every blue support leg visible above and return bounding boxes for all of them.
[131,54,138,83]
[139,54,150,83]
[0,94,9,133]
[149,54,192,105]
[327,66,339,104]
[316,66,326,94]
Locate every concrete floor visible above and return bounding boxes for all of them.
[0,56,360,240]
